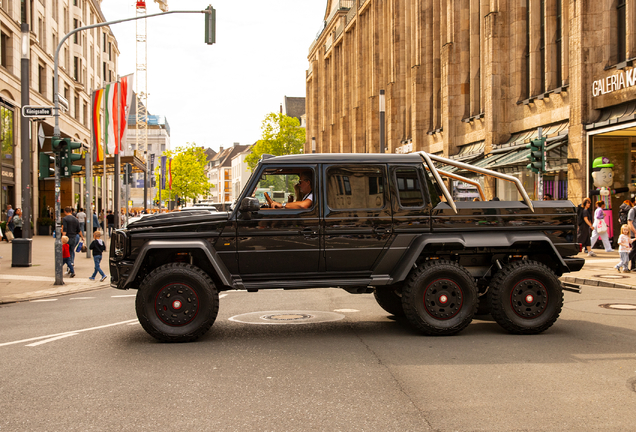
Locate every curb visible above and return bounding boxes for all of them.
[0,282,111,305]
[560,276,636,291]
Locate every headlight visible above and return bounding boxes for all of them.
[111,231,128,260]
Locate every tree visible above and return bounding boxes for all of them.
[154,144,212,206]
[245,112,306,170]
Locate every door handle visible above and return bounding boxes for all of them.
[373,227,391,235]
[301,228,319,236]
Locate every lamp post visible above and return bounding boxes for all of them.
[379,90,385,154]
[20,23,31,239]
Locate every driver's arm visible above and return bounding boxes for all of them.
[271,198,312,209]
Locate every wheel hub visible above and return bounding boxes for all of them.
[423,279,463,320]
[155,283,199,326]
[511,279,548,319]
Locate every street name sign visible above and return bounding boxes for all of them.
[22,106,54,117]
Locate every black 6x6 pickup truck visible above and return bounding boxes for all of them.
[110,152,584,342]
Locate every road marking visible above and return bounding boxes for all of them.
[127,322,139,326]
[69,297,95,300]
[111,294,136,298]
[26,333,78,347]
[0,319,138,348]
[30,299,58,302]
[334,309,359,313]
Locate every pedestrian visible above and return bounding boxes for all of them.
[61,235,76,278]
[6,204,14,235]
[77,207,87,237]
[615,224,633,273]
[62,206,84,270]
[627,198,636,270]
[543,194,553,200]
[92,211,100,233]
[590,200,614,252]
[12,208,23,239]
[578,198,596,256]
[106,210,115,237]
[89,230,107,282]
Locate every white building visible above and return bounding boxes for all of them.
[230,146,252,203]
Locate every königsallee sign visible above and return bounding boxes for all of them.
[592,68,636,97]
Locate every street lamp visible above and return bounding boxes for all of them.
[379,89,385,154]
[311,137,316,154]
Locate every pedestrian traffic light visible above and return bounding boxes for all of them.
[38,153,55,179]
[204,5,216,45]
[526,137,546,174]
[51,137,64,152]
[59,138,83,178]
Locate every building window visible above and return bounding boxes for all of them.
[103,32,106,52]
[524,0,530,99]
[83,101,87,127]
[38,16,44,45]
[1,103,15,166]
[73,19,79,44]
[102,61,106,80]
[539,0,546,94]
[38,63,45,95]
[52,0,58,22]
[108,42,112,60]
[74,94,79,120]
[21,0,27,23]
[556,0,562,87]
[617,0,626,63]
[73,56,79,81]
[0,31,8,69]
[64,7,68,33]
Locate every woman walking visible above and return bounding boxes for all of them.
[578,198,596,256]
[12,208,23,239]
[590,201,614,252]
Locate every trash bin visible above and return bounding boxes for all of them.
[11,238,32,267]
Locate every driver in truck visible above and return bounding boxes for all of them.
[266,171,313,210]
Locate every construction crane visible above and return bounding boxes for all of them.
[135,0,167,210]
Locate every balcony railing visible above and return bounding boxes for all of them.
[326,0,355,25]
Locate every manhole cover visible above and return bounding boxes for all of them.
[261,313,314,321]
[599,303,636,310]
[229,310,345,325]
[593,274,631,279]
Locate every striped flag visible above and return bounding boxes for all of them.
[118,74,134,152]
[92,89,105,162]
[161,155,167,190]
[168,158,173,190]
[104,82,119,155]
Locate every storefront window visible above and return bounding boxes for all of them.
[1,104,14,165]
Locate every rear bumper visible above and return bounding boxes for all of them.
[563,257,585,273]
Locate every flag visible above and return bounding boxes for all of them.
[169,158,173,190]
[118,74,134,152]
[104,82,119,155]
[161,155,167,190]
[92,89,105,162]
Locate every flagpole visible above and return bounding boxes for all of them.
[114,81,121,230]
[86,90,94,259]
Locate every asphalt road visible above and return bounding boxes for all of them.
[1,286,636,432]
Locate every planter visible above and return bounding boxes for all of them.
[37,225,52,236]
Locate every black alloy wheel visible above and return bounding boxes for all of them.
[136,263,219,342]
[402,260,478,335]
[489,260,563,335]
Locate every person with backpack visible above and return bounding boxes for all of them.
[577,198,595,256]
[627,198,636,270]
[618,199,632,227]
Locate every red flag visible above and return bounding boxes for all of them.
[169,158,173,190]
[92,89,104,162]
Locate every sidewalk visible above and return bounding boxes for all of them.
[1,236,634,304]
[0,234,112,304]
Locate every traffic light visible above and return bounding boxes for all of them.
[204,5,216,45]
[59,138,83,178]
[38,153,55,179]
[51,137,64,152]
[123,163,133,185]
[526,137,546,174]
[176,197,181,207]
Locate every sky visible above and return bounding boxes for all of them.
[99,0,327,152]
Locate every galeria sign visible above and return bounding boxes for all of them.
[592,68,636,97]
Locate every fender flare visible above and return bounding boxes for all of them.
[122,240,233,289]
[391,232,569,283]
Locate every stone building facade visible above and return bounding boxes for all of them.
[1,0,119,221]
[306,0,636,218]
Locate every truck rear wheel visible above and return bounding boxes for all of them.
[402,261,478,335]
[373,287,405,317]
[489,260,563,334]
[136,263,219,343]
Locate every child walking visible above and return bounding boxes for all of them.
[89,230,107,282]
[615,224,633,273]
[62,235,76,278]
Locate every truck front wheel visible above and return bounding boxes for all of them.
[136,263,219,342]
[402,261,478,335]
[489,260,563,334]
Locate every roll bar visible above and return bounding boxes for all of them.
[417,152,535,213]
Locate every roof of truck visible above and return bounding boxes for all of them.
[262,153,424,164]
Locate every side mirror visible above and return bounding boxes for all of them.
[240,197,261,212]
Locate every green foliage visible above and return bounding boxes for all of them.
[245,113,305,171]
[37,217,54,227]
[154,143,213,205]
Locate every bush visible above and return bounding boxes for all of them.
[37,217,54,227]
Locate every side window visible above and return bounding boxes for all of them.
[327,165,385,210]
[249,167,314,209]
[395,168,425,208]
[424,169,442,207]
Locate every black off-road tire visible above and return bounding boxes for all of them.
[489,260,563,335]
[136,263,219,343]
[401,260,478,335]
[373,287,405,317]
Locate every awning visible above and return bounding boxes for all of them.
[71,155,148,177]
[586,100,636,130]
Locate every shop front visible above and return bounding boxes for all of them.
[1,99,16,221]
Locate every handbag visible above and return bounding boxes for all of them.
[75,241,84,253]
[596,219,608,234]
[5,230,14,242]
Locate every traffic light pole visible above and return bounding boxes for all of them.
[51,8,215,285]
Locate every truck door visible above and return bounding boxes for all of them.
[322,164,393,275]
